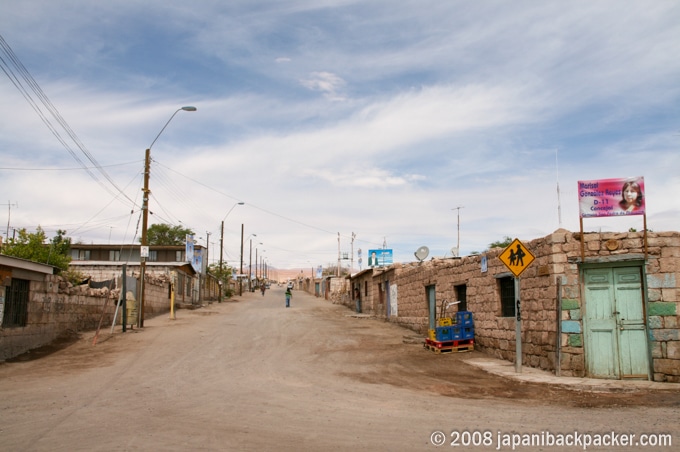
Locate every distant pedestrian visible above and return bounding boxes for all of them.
[354,287,362,313]
[261,284,266,296]
[285,287,292,308]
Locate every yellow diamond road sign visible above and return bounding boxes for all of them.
[499,238,535,277]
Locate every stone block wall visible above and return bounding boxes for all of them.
[1,272,175,361]
[381,229,680,382]
[645,233,679,382]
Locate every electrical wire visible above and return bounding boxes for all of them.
[0,33,138,209]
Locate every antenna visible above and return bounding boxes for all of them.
[414,246,429,262]
[3,201,18,240]
[452,206,463,257]
[556,149,562,228]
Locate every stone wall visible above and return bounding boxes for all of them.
[377,229,679,382]
[0,273,175,361]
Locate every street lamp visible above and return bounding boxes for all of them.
[255,243,263,283]
[139,106,196,328]
[219,202,244,302]
[219,202,245,269]
[241,232,256,293]
[239,226,254,295]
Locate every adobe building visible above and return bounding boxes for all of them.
[68,243,215,305]
[349,229,679,383]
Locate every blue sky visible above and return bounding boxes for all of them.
[1,1,678,271]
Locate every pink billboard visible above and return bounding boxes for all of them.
[578,177,645,218]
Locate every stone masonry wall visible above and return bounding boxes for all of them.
[1,273,174,361]
[383,229,680,382]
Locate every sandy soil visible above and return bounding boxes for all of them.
[1,287,678,451]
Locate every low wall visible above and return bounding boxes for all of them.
[0,274,173,361]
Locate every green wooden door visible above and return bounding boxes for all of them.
[584,266,649,379]
[614,267,649,378]
[427,285,436,330]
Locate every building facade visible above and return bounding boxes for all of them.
[346,229,679,382]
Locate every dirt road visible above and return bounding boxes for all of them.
[1,287,678,451]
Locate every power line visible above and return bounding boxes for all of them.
[0,33,138,209]
[0,160,141,171]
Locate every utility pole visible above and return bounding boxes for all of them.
[249,239,253,292]
[138,106,196,328]
[3,201,18,243]
[350,232,356,276]
[139,148,151,328]
[337,233,341,277]
[239,223,244,296]
[205,231,210,303]
[206,232,210,267]
[220,221,225,272]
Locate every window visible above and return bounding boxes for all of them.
[109,250,121,261]
[3,278,29,327]
[498,276,515,317]
[71,249,90,261]
[455,284,467,311]
[175,251,184,262]
[176,274,185,296]
[148,250,158,262]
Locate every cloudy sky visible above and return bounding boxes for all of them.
[1,1,678,271]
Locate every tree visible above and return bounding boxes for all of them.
[488,236,513,250]
[208,262,234,283]
[145,223,194,246]
[208,262,235,298]
[1,227,71,271]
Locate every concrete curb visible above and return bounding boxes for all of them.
[463,357,680,393]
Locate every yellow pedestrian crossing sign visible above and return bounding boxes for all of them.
[499,238,535,277]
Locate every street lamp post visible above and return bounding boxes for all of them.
[219,202,244,302]
[249,239,253,291]
[241,232,256,292]
[254,243,263,284]
[139,106,196,328]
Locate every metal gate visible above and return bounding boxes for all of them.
[3,278,29,327]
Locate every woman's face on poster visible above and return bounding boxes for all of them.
[623,184,640,204]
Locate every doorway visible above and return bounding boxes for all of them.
[583,264,650,380]
[427,285,436,330]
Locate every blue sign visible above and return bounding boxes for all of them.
[367,249,393,267]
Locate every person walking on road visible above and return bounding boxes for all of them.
[261,284,266,296]
[285,286,292,308]
[353,287,362,313]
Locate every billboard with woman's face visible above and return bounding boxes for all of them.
[578,177,645,218]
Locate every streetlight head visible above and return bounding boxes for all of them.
[181,106,197,112]
[238,202,245,205]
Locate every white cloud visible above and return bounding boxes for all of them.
[299,72,347,101]
[1,0,679,268]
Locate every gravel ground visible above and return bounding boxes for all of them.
[0,287,677,451]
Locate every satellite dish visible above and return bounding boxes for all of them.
[414,246,429,262]
[451,247,459,257]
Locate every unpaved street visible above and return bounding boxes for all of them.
[1,287,678,451]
